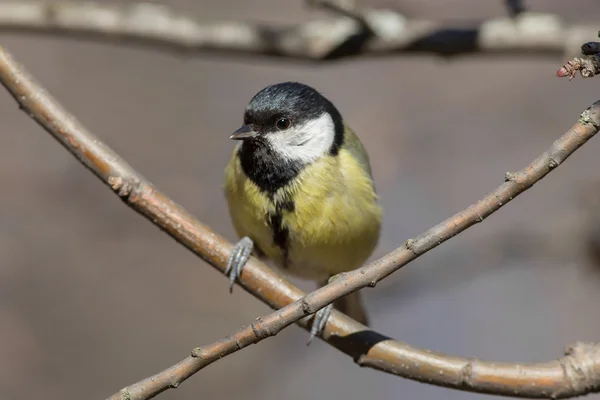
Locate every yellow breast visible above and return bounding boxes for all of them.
[224,142,382,281]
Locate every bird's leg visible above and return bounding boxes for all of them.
[307,303,333,345]
[224,236,253,293]
[306,274,341,345]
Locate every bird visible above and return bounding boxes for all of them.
[223,82,382,343]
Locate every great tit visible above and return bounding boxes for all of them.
[223,82,382,343]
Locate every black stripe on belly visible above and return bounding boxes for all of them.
[267,196,295,268]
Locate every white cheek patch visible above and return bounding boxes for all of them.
[267,113,336,164]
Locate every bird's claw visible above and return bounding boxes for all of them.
[307,303,334,345]
[225,237,253,293]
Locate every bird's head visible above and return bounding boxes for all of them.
[231,82,344,163]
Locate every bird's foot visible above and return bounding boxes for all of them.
[224,236,253,293]
[307,303,334,345]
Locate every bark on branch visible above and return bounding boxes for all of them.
[0,36,600,400]
[557,33,600,80]
[0,1,597,60]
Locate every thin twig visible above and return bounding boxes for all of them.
[0,1,596,60]
[556,54,600,80]
[0,46,599,399]
[557,31,600,80]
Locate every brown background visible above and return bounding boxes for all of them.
[1,1,600,399]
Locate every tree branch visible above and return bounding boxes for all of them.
[0,42,600,400]
[556,54,600,80]
[0,43,599,399]
[557,32,600,80]
[101,100,600,400]
[0,1,596,60]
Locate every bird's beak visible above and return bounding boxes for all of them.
[230,125,257,140]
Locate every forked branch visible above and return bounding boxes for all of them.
[0,41,599,400]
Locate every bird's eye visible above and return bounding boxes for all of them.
[276,118,291,130]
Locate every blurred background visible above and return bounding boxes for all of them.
[1,0,600,399]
